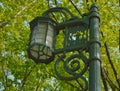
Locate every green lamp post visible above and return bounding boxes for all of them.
[27,4,100,91]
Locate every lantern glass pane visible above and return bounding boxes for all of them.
[31,45,39,51]
[46,24,54,47]
[48,25,54,36]
[37,46,52,60]
[43,46,52,56]
[46,36,52,47]
[47,48,52,56]
[30,50,38,58]
[39,55,46,60]
[30,45,39,59]
[30,23,47,45]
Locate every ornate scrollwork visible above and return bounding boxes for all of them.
[54,52,88,90]
[65,25,89,48]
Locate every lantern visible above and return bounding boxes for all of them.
[28,17,56,64]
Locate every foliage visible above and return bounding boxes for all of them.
[0,0,120,91]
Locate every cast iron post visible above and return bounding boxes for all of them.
[89,4,101,91]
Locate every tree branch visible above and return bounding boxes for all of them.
[19,65,35,91]
[0,0,37,29]
[103,67,119,90]
[13,0,36,18]
[35,77,42,91]
[45,70,79,90]
[101,67,108,91]
[69,0,82,16]
[101,31,120,90]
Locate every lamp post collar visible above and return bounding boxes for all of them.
[90,4,98,9]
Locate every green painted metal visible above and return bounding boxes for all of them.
[42,7,75,19]
[54,53,88,91]
[54,17,89,54]
[28,4,100,91]
[89,4,101,91]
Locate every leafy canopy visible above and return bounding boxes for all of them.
[0,0,120,91]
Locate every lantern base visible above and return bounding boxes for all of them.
[28,44,54,64]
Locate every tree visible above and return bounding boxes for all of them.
[0,0,120,91]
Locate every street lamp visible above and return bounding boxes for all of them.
[28,16,56,64]
[27,4,100,91]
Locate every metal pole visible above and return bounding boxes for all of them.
[89,4,101,91]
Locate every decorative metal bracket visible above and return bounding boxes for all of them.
[54,52,89,91]
[54,16,89,54]
[42,7,90,91]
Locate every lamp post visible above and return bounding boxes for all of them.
[27,4,100,91]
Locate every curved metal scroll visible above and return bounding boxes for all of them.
[54,53,88,90]
[42,7,75,19]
